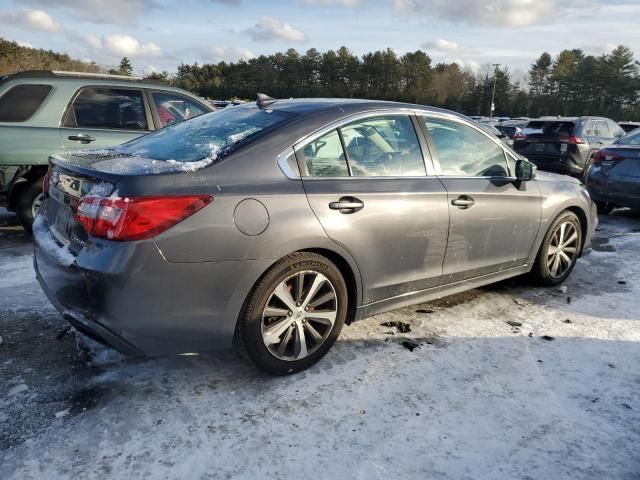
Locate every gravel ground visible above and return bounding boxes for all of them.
[1,207,639,480]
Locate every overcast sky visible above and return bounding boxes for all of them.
[1,0,638,76]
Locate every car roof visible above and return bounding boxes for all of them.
[0,70,194,95]
[252,97,468,119]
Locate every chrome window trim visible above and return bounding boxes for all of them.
[277,147,300,179]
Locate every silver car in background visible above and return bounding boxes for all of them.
[33,98,597,375]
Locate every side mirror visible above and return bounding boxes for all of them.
[515,158,536,181]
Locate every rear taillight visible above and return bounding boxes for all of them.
[513,133,526,141]
[559,135,584,144]
[42,164,53,196]
[75,195,212,241]
[591,150,623,165]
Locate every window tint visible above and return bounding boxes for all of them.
[301,129,349,177]
[116,106,295,163]
[523,121,576,136]
[152,91,208,128]
[0,84,52,122]
[583,121,595,136]
[607,120,624,138]
[340,116,425,177]
[66,88,148,130]
[615,129,640,145]
[594,120,610,138]
[422,117,510,177]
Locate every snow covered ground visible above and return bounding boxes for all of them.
[1,207,639,479]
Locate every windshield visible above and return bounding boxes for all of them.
[615,129,640,145]
[115,106,297,163]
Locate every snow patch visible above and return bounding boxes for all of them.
[8,383,28,396]
[32,215,75,267]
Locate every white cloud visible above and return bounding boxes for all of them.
[245,17,308,42]
[200,46,256,63]
[301,0,362,6]
[0,9,61,33]
[422,39,467,53]
[394,0,583,28]
[17,41,34,48]
[22,0,155,25]
[87,34,162,58]
[450,58,481,72]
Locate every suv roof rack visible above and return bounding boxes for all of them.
[1,70,148,82]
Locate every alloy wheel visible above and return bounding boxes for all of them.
[31,192,44,219]
[547,221,579,278]
[261,270,338,361]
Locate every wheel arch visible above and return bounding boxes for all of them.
[564,205,589,255]
[300,247,359,325]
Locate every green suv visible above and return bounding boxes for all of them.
[0,70,213,231]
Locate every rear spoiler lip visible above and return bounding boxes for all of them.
[48,154,123,185]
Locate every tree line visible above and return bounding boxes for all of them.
[171,45,640,120]
[2,36,639,120]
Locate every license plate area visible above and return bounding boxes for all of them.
[535,143,546,152]
[47,185,78,246]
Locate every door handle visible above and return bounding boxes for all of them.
[329,196,364,213]
[451,196,475,209]
[68,134,96,143]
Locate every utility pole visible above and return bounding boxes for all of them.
[489,63,500,118]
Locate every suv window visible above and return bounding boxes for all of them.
[151,91,209,128]
[422,117,510,177]
[582,120,596,136]
[607,120,624,139]
[65,87,148,130]
[0,84,52,122]
[340,116,426,177]
[594,120,610,138]
[302,129,349,177]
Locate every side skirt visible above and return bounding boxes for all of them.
[354,264,532,321]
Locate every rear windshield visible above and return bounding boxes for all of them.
[615,129,640,145]
[0,84,52,122]
[523,121,576,136]
[115,106,297,162]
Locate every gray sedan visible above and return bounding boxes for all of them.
[33,98,597,374]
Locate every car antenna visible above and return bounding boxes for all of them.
[256,93,277,109]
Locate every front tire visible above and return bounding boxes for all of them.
[15,180,44,233]
[236,252,348,375]
[530,211,582,286]
[595,200,615,215]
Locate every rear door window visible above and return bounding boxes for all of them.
[595,120,611,138]
[340,115,426,177]
[151,91,209,128]
[64,87,148,131]
[302,129,349,177]
[0,84,52,122]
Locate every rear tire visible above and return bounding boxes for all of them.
[236,252,348,375]
[530,211,582,286]
[15,180,44,233]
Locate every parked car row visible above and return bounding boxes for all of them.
[0,70,214,230]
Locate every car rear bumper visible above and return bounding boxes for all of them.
[33,214,273,356]
[586,166,640,209]
[524,153,586,175]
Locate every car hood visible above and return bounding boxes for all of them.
[534,170,581,185]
